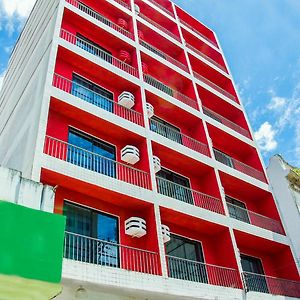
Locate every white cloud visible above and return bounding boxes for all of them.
[267,96,286,110]
[1,0,36,18]
[254,122,278,152]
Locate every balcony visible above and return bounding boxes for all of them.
[156,176,224,214]
[44,136,151,189]
[150,118,209,156]
[64,231,160,275]
[186,43,227,73]
[138,13,181,42]
[112,0,131,10]
[66,0,133,39]
[194,71,238,103]
[167,256,240,288]
[60,29,139,77]
[180,19,218,48]
[146,0,174,17]
[52,73,144,126]
[243,272,300,298]
[213,149,266,183]
[144,74,198,110]
[227,202,284,235]
[203,107,250,138]
[140,39,189,72]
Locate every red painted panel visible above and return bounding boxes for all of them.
[46,103,150,173]
[235,230,299,280]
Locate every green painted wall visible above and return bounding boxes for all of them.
[0,201,66,283]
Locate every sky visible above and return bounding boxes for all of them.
[0,0,300,167]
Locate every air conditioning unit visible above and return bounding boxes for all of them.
[117,18,128,30]
[153,155,161,173]
[134,4,140,15]
[125,217,146,238]
[118,91,135,109]
[119,50,131,63]
[146,102,154,118]
[121,145,140,165]
[161,225,171,243]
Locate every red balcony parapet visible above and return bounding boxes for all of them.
[44,136,151,189]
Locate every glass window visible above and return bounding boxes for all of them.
[241,254,268,293]
[150,116,182,144]
[67,128,116,178]
[76,33,112,63]
[72,74,114,113]
[157,168,193,204]
[226,196,250,223]
[166,234,207,283]
[64,202,119,267]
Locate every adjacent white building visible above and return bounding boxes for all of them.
[267,155,300,270]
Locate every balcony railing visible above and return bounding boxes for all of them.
[186,43,227,73]
[243,272,300,298]
[139,13,181,42]
[227,203,284,235]
[52,73,144,126]
[144,74,198,110]
[60,29,139,77]
[213,149,266,182]
[167,256,240,288]
[150,119,209,156]
[156,177,224,214]
[146,0,174,17]
[64,231,160,275]
[111,0,131,10]
[180,19,218,48]
[44,136,151,189]
[203,107,251,138]
[66,0,133,39]
[193,71,238,103]
[140,39,189,72]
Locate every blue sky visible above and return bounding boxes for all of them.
[0,0,299,167]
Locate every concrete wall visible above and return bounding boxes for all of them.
[0,165,55,212]
[0,0,60,178]
[267,155,300,272]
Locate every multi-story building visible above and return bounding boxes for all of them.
[0,0,299,299]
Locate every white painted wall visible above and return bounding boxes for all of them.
[0,165,55,212]
[0,0,60,178]
[267,155,300,272]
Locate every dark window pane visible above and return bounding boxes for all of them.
[67,128,116,178]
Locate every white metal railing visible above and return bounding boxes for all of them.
[60,29,139,77]
[144,74,198,110]
[156,177,224,214]
[203,107,250,138]
[140,39,189,72]
[167,256,240,288]
[186,43,227,73]
[52,73,144,126]
[111,0,131,10]
[150,119,209,156]
[146,0,174,17]
[66,0,133,39]
[243,272,300,298]
[64,231,160,275]
[44,136,151,189]
[193,71,238,103]
[139,13,181,42]
[180,19,218,48]
[227,202,284,234]
[213,149,266,182]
